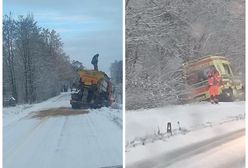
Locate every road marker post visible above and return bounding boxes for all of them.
[167,122,172,135]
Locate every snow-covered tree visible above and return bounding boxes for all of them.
[3,13,78,105]
[110,60,123,103]
[126,0,245,109]
[3,13,18,102]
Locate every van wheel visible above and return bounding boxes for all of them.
[220,88,234,102]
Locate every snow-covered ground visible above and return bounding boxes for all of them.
[126,101,245,167]
[3,92,122,168]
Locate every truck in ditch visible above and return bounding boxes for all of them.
[70,70,113,109]
[182,56,243,102]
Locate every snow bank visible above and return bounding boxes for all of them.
[126,101,245,141]
[126,101,245,165]
[126,119,244,166]
[91,107,123,129]
[126,120,244,166]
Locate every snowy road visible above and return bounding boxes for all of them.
[126,102,245,166]
[3,93,122,168]
[128,129,245,168]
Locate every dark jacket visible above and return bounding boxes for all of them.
[91,54,99,65]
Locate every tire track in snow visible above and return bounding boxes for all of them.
[4,116,49,163]
[90,111,122,166]
[128,129,245,168]
[54,116,68,152]
[85,113,109,166]
[3,114,30,129]
[4,116,69,168]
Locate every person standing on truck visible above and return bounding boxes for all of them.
[91,54,99,71]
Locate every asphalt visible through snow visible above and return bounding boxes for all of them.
[128,129,245,168]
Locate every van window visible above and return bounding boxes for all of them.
[187,72,198,85]
[222,63,232,75]
[186,65,215,85]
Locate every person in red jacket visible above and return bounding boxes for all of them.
[213,69,222,104]
[208,68,222,104]
[207,71,215,104]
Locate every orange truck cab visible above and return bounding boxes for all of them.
[182,56,243,102]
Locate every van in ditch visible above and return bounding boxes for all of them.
[182,56,243,102]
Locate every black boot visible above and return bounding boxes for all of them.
[210,96,214,104]
[214,96,219,104]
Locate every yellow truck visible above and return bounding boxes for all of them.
[70,70,113,109]
[182,56,243,102]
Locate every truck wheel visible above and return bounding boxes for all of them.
[72,103,80,109]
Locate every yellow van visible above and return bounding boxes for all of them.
[182,56,243,102]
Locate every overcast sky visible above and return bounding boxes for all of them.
[3,0,123,74]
